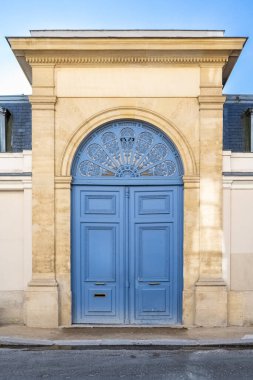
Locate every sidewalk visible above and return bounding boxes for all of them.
[1,325,253,349]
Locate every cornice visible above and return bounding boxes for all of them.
[8,37,247,51]
[26,55,228,65]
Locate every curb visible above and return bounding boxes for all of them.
[1,338,253,350]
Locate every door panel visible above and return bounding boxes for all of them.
[83,285,116,315]
[137,225,171,281]
[72,187,125,324]
[81,191,119,217]
[82,225,117,282]
[137,193,172,215]
[138,286,170,313]
[82,194,117,215]
[129,187,180,324]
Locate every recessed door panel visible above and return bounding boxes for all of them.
[82,194,117,215]
[137,225,171,281]
[82,225,116,282]
[138,194,172,215]
[138,286,170,314]
[84,285,116,314]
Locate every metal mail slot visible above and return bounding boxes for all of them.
[148,282,160,285]
[94,293,106,297]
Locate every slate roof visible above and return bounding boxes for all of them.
[0,94,252,153]
[0,95,31,152]
[223,95,253,152]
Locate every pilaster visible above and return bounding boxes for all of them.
[182,175,200,326]
[195,64,228,326]
[55,176,72,326]
[25,64,59,327]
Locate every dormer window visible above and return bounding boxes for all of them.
[243,108,253,152]
[0,107,7,152]
[0,107,11,152]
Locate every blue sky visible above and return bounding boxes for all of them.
[1,0,253,94]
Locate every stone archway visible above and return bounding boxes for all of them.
[54,108,200,327]
[71,119,184,324]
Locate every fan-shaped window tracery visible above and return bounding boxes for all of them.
[72,121,183,179]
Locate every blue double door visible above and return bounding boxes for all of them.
[72,185,182,324]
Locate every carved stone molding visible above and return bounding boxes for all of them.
[26,55,229,65]
[55,176,72,189]
[195,278,227,287]
[198,95,226,110]
[28,278,58,287]
[29,95,57,110]
[183,175,200,189]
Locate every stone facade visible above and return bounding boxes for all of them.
[1,30,250,327]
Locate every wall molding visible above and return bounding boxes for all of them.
[26,55,228,65]
[0,177,32,191]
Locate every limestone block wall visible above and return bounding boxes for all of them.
[223,151,253,325]
[0,151,32,323]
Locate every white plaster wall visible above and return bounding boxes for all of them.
[223,151,253,291]
[0,151,32,290]
[0,191,24,290]
[0,151,32,323]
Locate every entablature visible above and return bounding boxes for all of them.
[7,35,246,86]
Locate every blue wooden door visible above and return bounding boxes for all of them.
[72,185,182,324]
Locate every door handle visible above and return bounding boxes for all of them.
[148,282,160,285]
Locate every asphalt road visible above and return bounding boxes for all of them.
[0,348,253,379]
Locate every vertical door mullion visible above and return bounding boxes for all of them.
[124,186,130,324]
[128,186,135,324]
